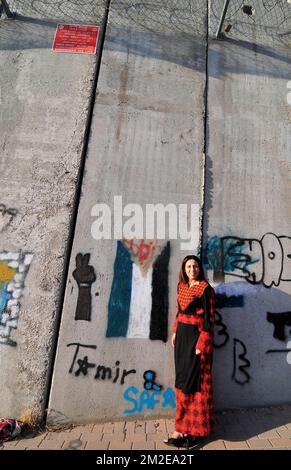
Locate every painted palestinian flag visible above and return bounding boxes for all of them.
[106,240,170,342]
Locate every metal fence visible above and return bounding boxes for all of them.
[212,0,291,43]
[0,0,107,23]
[0,1,291,45]
[0,1,208,37]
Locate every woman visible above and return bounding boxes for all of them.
[164,255,215,449]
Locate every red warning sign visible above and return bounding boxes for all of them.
[53,24,99,54]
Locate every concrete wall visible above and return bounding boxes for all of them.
[0,15,96,417]
[48,1,208,423]
[204,2,291,408]
[2,0,291,423]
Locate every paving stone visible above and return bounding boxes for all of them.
[135,421,146,433]
[103,432,125,442]
[108,440,133,450]
[274,429,291,438]
[258,430,281,439]
[224,440,250,450]
[85,439,110,450]
[15,433,47,450]
[132,441,156,450]
[4,407,291,452]
[145,420,159,434]
[217,412,240,426]
[62,437,86,450]
[38,436,66,450]
[147,433,165,442]
[92,423,104,433]
[81,429,103,442]
[51,426,83,440]
[269,438,291,449]
[156,440,179,450]
[223,427,250,440]
[125,433,147,443]
[165,419,175,433]
[103,422,114,434]
[1,440,20,449]
[153,420,167,434]
[202,439,226,450]
[114,421,126,433]
[247,439,273,449]
[124,421,135,435]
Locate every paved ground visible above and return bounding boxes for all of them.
[1,405,291,450]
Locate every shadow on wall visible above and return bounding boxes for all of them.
[105,25,291,80]
[212,280,291,406]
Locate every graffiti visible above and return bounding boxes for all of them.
[0,251,33,347]
[143,371,162,391]
[267,311,291,341]
[67,343,136,384]
[213,293,244,349]
[72,253,96,321]
[214,310,229,348]
[123,386,175,415]
[266,345,291,354]
[75,356,96,377]
[266,340,291,368]
[232,338,251,385]
[106,240,170,341]
[0,204,17,233]
[204,233,291,287]
[215,293,244,309]
[123,239,160,274]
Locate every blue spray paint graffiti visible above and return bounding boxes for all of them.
[0,286,11,321]
[123,386,175,415]
[203,233,291,287]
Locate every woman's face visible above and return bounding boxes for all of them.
[185,259,200,281]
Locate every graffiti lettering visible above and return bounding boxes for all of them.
[123,386,175,414]
[143,370,162,391]
[214,310,229,348]
[75,356,95,376]
[232,338,251,385]
[267,311,291,341]
[67,343,136,384]
[204,233,291,287]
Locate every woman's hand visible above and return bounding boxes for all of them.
[171,333,176,347]
[195,349,201,355]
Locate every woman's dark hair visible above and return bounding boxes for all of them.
[179,255,205,283]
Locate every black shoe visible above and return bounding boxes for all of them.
[182,436,202,450]
[163,436,186,447]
